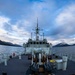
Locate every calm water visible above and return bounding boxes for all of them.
[0,45,24,54]
[0,45,75,62]
[0,45,25,63]
[52,46,75,61]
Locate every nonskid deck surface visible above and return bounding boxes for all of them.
[0,54,75,75]
[55,60,75,75]
[0,54,31,75]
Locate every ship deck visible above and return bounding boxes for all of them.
[0,54,75,75]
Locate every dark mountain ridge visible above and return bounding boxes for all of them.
[0,40,22,47]
[54,43,75,47]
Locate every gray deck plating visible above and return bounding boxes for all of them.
[0,54,75,75]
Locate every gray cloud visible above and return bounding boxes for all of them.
[46,4,75,40]
[0,0,75,45]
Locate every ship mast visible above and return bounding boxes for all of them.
[31,32,32,39]
[36,18,39,40]
[43,33,44,40]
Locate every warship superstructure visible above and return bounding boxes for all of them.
[25,19,52,55]
[24,20,68,75]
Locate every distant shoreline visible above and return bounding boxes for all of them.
[53,45,75,47]
[53,43,75,47]
[0,40,22,47]
[0,44,22,47]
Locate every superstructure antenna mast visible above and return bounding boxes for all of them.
[31,32,32,39]
[36,18,39,40]
[43,33,44,40]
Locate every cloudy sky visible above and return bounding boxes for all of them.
[0,0,75,45]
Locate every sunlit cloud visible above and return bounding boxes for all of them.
[0,0,75,45]
[0,16,31,44]
[55,4,75,37]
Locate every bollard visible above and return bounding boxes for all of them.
[19,55,21,59]
[31,50,34,65]
[47,56,48,63]
[62,56,68,70]
[4,59,7,66]
[31,55,33,64]
[3,54,8,66]
[34,55,35,58]
[39,53,41,65]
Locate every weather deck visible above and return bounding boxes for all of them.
[0,54,75,75]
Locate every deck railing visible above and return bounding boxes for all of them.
[0,50,25,64]
[52,50,75,62]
